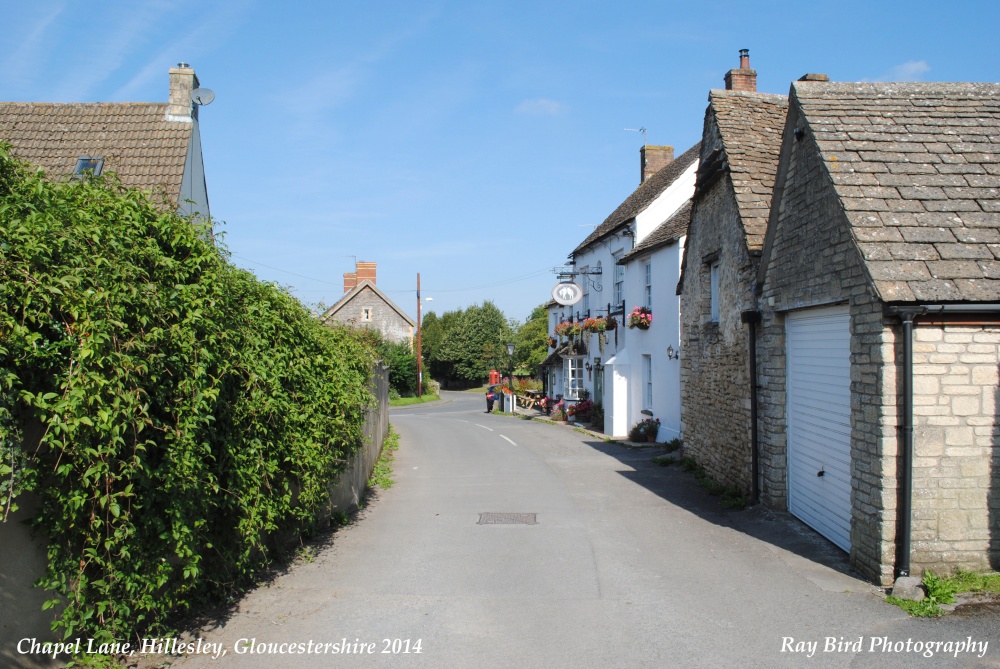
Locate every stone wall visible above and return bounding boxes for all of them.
[757,124,897,585]
[911,324,1000,574]
[681,180,758,494]
[327,287,414,345]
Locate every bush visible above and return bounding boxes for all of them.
[0,146,374,643]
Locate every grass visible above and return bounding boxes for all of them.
[368,426,400,489]
[888,570,1000,617]
[390,392,440,407]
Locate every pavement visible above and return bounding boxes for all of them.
[129,390,1000,669]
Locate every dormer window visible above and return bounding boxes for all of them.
[73,156,104,178]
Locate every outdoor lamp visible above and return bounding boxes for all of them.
[507,342,515,357]
[667,345,680,360]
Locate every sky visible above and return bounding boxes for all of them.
[3,1,999,323]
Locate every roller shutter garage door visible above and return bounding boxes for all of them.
[786,305,852,552]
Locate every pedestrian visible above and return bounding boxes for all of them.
[486,385,496,413]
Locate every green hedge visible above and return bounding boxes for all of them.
[0,146,374,642]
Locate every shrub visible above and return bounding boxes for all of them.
[0,147,374,644]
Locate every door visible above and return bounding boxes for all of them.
[786,305,852,552]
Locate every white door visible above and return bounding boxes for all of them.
[786,305,852,552]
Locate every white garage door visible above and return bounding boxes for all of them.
[786,305,852,552]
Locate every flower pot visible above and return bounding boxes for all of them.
[646,434,656,443]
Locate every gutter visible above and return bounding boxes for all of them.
[741,310,762,504]
[882,303,1000,579]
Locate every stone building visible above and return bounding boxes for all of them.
[678,52,787,493]
[754,80,1000,586]
[321,261,415,345]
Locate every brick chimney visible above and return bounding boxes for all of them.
[167,62,199,120]
[724,49,757,92]
[641,145,674,183]
[356,261,377,285]
[343,271,358,293]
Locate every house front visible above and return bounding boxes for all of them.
[321,261,416,346]
[548,143,698,439]
[755,79,1000,586]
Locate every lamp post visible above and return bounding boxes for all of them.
[506,342,515,413]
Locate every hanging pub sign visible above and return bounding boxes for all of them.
[552,282,583,306]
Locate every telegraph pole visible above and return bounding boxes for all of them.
[416,273,422,396]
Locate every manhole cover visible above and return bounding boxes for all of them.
[478,513,537,525]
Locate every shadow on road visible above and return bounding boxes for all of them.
[575,438,861,586]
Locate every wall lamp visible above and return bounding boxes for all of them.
[666,345,680,360]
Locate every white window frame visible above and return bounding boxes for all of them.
[643,354,653,410]
[613,253,624,306]
[709,261,720,323]
[564,356,584,400]
[644,261,652,310]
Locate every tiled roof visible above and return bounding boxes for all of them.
[703,91,788,252]
[572,143,700,256]
[620,200,691,263]
[795,81,1000,302]
[0,102,193,202]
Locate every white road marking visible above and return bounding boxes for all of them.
[475,424,494,432]
[500,435,516,446]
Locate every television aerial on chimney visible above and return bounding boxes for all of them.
[625,126,647,145]
[191,88,215,106]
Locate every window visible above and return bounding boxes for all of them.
[564,357,584,399]
[644,261,652,310]
[613,253,624,306]
[709,261,720,323]
[73,155,104,178]
[362,307,372,322]
[643,355,653,410]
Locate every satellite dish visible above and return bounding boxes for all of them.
[191,88,215,106]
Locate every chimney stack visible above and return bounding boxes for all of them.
[343,271,358,294]
[356,261,377,285]
[724,49,757,92]
[641,145,674,183]
[167,63,198,120]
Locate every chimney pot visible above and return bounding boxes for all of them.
[724,49,757,92]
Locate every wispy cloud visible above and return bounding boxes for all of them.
[0,4,67,95]
[515,98,567,116]
[871,60,931,82]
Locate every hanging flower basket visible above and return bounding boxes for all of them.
[627,306,652,330]
[581,317,608,334]
[605,316,618,331]
[547,336,558,348]
[554,321,581,338]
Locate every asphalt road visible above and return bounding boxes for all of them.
[144,391,1000,669]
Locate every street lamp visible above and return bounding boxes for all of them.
[506,342,515,412]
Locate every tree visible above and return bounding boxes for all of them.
[513,304,550,376]
[432,301,510,387]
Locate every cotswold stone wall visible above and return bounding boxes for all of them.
[681,182,758,494]
[757,126,897,586]
[911,324,1000,574]
[328,288,413,345]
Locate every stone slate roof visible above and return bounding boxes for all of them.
[620,200,691,263]
[321,280,416,326]
[702,91,788,252]
[572,143,700,256]
[795,81,1000,302]
[0,102,193,202]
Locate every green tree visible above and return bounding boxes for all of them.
[433,301,510,386]
[513,304,550,375]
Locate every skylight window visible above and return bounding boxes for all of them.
[73,156,104,178]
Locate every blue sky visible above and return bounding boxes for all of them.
[3,1,999,323]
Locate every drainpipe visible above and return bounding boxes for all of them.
[741,310,762,505]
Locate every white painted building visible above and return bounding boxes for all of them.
[546,144,698,440]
